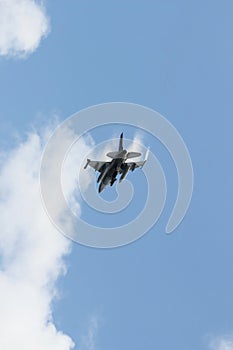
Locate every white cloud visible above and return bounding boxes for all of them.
[61,133,95,216]
[79,316,99,350]
[0,125,144,349]
[0,0,50,57]
[85,316,99,350]
[210,336,233,350]
[0,124,94,350]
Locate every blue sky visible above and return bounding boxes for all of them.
[0,1,233,350]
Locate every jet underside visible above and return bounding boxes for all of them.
[84,133,148,193]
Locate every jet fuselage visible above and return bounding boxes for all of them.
[98,157,126,193]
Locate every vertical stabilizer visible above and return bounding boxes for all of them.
[119,132,123,152]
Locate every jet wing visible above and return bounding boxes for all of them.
[84,159,110,172]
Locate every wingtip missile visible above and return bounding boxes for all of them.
[141,148,150,168]
[84,158,90,169]
[145,148,150,161]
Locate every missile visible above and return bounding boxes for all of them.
[84,159,90,169]
[119,166,129,182]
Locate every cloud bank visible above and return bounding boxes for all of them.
[0,128,75,350]
[0,125,143,349]
[0,0,50,57]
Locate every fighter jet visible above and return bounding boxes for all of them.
[84,133,149,193]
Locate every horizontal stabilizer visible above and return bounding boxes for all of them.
[127,152,141,159]
[106,151,120,159]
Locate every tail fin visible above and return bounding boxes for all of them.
[119,132,123,152]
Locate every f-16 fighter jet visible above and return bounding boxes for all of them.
[84,133,149,193]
